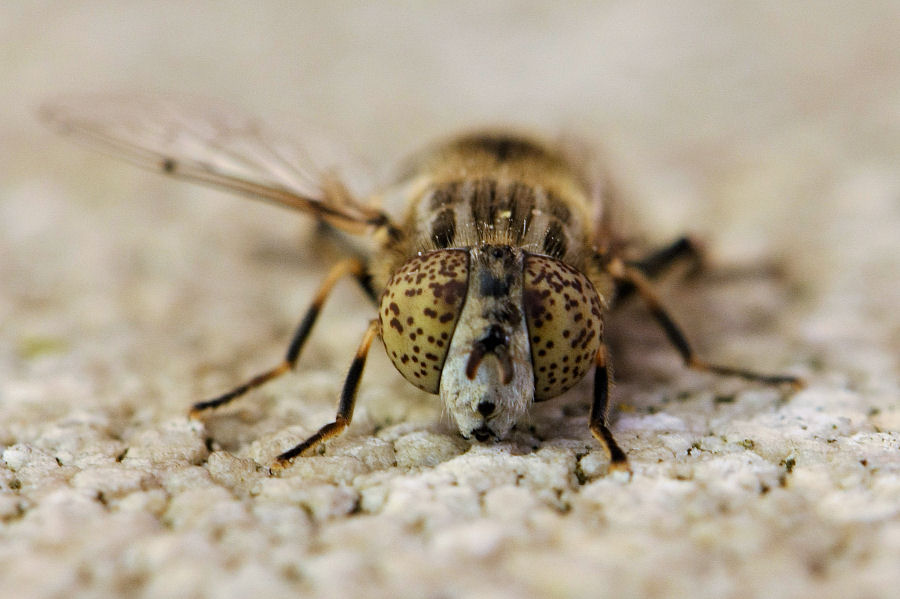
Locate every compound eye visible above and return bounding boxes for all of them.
[523,254,603,400]
[379,249,470,393]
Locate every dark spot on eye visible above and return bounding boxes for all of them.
[425,353,438,361]
[424,308,437,318]
[429,279,467,306]
[389,302,400,315]
[570,328,587,349]
[390,318,403,333]
[407,317,414,325]
[400,354,409,364]
[439,313,454,323]
[581,328,596,349]
[523,287,550,322]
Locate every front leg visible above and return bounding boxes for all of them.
[272,319,380,469]
[590,343,630,472]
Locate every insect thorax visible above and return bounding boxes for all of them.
[402,134,592,254]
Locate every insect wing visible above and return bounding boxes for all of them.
[40,94,382,234]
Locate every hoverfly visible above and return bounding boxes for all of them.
[42,95,802,472]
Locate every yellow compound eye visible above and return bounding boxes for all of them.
[523,254,603,400]
[379,249,470,393]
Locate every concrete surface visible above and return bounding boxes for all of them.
[1,2,899,598]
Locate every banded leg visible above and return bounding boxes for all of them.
[606,258,804,388]
[189,258,368,417]
[273,319,380,468]
[590,343,630,471]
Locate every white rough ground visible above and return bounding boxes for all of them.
[2,2,899,598]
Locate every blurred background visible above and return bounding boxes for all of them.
[4,0,898,384]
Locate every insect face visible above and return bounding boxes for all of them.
[379,244,604,442]
[437,245,534,441]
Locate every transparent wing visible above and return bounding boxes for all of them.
[40,94,392,235]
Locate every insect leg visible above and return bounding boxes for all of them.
[630,236,703,278]
[272,319,380,468]
[605,258,804,388]
[616,236,703,301]
[590,343,630,471]
[189,258,369,417]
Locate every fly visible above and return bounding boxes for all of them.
[41,95,803,472]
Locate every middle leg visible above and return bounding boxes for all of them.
[616,236,703,302]
[190,257,369,417]
[605,257,803,388]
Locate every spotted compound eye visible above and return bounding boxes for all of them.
[523,254,603,400]
[379,249,470,393]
